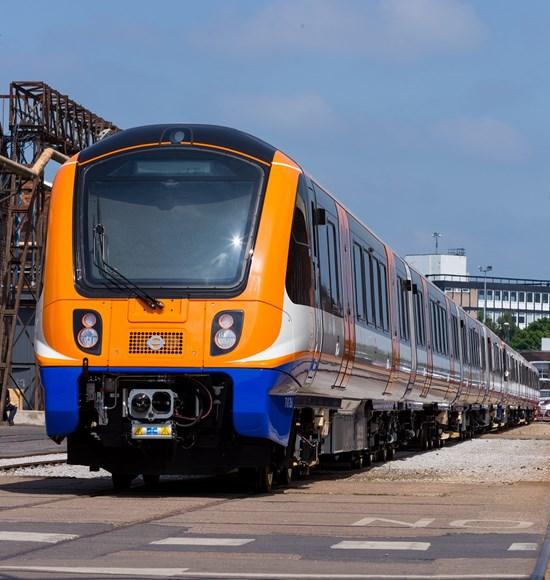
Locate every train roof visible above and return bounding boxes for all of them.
[78,124,279,165]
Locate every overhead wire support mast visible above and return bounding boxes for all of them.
[0,81,119,422]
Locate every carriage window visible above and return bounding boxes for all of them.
[353,243,365,321]
[461,322,469,364]
[371,257,381,328]
[286,204,313,306]
[397,277,409,342]
[414,290,425,346]
[452,314,460,358]
[442,308,448,355]
[363,252,374,325]
[327,221,340,314]
[379,262,389,332]
[318,218,341,316]
[430,301,439,353]
[436,305,444,355]
[318,221,332,313]
[441,308,447,355]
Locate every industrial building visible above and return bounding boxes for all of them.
[405,250,550,329]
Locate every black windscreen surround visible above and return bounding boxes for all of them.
[77,148,265,292]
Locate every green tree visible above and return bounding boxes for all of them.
[495,312,519,344]
[478,311,518,343]
[478,310,498,333]
[510,317,550,351]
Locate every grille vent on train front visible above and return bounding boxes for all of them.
[128,332,183,355]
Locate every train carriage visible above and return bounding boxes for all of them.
[36,124,540,491]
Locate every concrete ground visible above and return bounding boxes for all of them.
[0,424,65,459]
[0,423,547,579]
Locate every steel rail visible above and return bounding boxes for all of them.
[0,453,66,471]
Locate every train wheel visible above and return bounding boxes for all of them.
[277,463,294,486]
[420,430,429,450]
[240,466,274,494]
[143,474,160,489]
[257,466,274,493]
[111,472,134,492]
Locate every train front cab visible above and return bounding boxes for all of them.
[36,125,319,490]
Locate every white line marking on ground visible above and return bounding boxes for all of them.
[0,569,530,579]
[331,540,431,551]
[352,517,435,528]
[508,542,538,551]
[151,537,255,546]
[0,567,189,577]
[449,519,533,529]
[0,531,78,543]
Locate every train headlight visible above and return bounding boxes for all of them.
[128,389,174,419]
[215,328,237,350]
[131,392,151,414]
[210,310,243,355]
[218,313,234,329]
[77,327,99,349]
[152,391,172,414]
[73,309,102,355]
[81,313,97,328]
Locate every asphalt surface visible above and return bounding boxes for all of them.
[0,425,65,459]
[0,424,547,579]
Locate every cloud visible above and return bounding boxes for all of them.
[193,0,483,60]
[213,93,341,135]
[433,116,530,162]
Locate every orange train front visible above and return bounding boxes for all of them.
[36,124,539,491]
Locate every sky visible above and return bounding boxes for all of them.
[1,0,549,279]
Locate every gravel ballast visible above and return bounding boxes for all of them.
[1,424,549,484]
[357,436,550,483]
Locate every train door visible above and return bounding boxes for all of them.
[385,254,412,398]
[287,175,319,386]
[446,301,461,403]
[311,183,345,390]
[403,265,421,398]
[423,288,451,401]
[418,278,433,398]
[458,312,473,403]
[405,271,427,400]
[334,204,355,388]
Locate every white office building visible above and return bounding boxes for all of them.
[405,250,550,329]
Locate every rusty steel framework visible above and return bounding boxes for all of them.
[0,81,118,420]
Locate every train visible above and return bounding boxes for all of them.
[35,124,540,492]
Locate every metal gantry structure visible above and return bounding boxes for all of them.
[0,81,118,419]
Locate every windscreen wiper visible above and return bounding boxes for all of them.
[93,224,164,311]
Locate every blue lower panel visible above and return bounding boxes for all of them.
[40,365,296,445]
[40,367,81,437]
[229,369,295,446]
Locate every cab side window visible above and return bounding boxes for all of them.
[286,205,313,306]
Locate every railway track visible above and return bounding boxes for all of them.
[0,453,67,471]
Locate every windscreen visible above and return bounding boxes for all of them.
[78,147,265,291]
